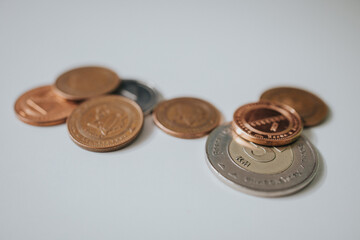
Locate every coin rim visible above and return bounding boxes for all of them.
[114,79,159,115]
[152,97,221,139]
[53,66,121,101]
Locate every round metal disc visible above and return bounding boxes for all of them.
[113,80,158,115]
[205,123,319,197]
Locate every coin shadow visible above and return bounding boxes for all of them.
[124,115,155,150]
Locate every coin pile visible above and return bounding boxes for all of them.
[206,87,328,197]
[14,66,328,197]
[14,66,159,151]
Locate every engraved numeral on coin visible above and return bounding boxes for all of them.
[26,99,47,115]
[270,122,279,132]
[250,115,285,127]
[218,163,225,170]
[228,172,237,179]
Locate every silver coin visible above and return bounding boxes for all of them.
[205,123,319,197]
[113,80,158,115]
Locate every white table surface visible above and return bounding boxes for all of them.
[1,1,359,239]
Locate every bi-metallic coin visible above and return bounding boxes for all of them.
[260,87,328,127]
[153,97,221,139]
[54,66,121,101]
[113,80,158,115]
[67,95,143,152]
[206,124,319,197]
[232,101,303,146]
[14,85,78,126]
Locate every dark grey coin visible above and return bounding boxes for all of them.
[113,80,158,115]
[205,123,319,197]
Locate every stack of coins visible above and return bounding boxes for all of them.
[206,87,328,197]
[14,66,160,152]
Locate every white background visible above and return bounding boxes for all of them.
[1,1,359,239]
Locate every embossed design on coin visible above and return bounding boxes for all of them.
[232,101,303,146]
[54,66,121,100]
[14,85,78,126]
[113,80,158,115]
[260,87,328,127]
[153,97,221,139]
[67,95,143,152]
[229,134,293,174]
[205,124,319,197]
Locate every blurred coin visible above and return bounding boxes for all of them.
[260,87,328,127]
[113,80,158,115]
[54,66,120,100]
[206,124,319,197]
[153,97,220,139]
[67,95,143,152]
[14,85,78,126]
[232,101,302,146]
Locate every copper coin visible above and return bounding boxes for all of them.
[153,97,221,139]
[260,87,328,127]
[67,95,143,152]
[232,101,303,146]
[54,66,121,101]
[14,85,78,126]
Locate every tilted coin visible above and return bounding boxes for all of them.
[206,124,319,197]
[260,87,328,127]
[14,85,78,126]
[153,97,221,139]
[232,101,303,146]
[54,66,121,101]
[113,80,158,115]
[67,95,143,152]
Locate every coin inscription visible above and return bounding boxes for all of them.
[232,101,303,146]
[67,95,143,152]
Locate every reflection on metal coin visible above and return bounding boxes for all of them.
[54,66,121,100]
[67,95,143,152]
[232,101,303,146]
[260,87,328,127]
[14,85,78,126]
[153,97,221,139]
[206,123,318,197]
[113,80,158,115]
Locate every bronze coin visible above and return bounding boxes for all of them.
[67,95,143,152]
[260,87,328,127]
[153,97,221,139]
[54,66,121,101]
[14,85,78,126]
[232,101,303,146]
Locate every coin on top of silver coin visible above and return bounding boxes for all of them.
[205,123,319,197]
[113,80,158,115]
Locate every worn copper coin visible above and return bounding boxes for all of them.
[153,97,221,139]
[14,85,78,126]
[67,95,143,152]
[232,101,303,146]
[54,66,121,101]
[260,87,328,127]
